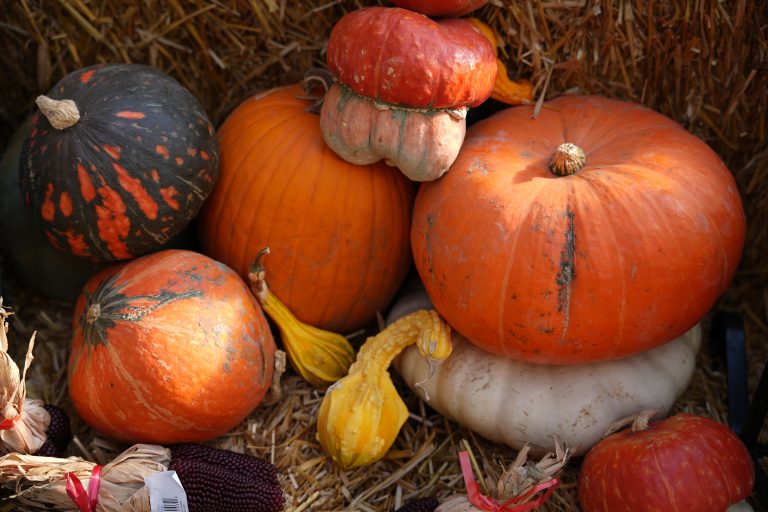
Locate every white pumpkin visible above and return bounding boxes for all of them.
[389,290,700,456]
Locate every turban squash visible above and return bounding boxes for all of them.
[68,249,275,444]
[320,7,496,181]
[19,63,219,261]
[412,95,746,365]
[199,85,414,334]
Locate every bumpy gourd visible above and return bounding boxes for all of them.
[317,310,451,469]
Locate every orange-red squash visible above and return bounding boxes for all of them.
[199,85,414,333]
[68,249,275,444]
[578,412,754,511]
[412,95,746,365]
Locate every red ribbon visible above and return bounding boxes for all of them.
[459,451,559,511]
[0,414,21,430]
[66,465,102,512]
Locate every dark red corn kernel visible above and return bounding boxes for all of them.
[170,443,279,484]
[395,497,439,512]
[169,457,285,512]
[32,404,72,457]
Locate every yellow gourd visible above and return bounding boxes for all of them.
[469,18,534,105]
[248,249,355,388]
[316,309,452,469]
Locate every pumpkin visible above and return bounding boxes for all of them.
[389,0,488,17]
[19,63,219,262]
[320,7,496,181]
[411,95,746,364]
[0,118,102,301]
[391,289,700,456]
[578,411,755,512]
[198,84,414,334]
[67,249,276,444]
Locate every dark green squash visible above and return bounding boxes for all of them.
[0,119,199,303]
[19,63,219,261]
[0,119,103,301]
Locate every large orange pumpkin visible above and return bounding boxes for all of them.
[199,85,415,333]
[68,249,275,444]
[412,95,746,365]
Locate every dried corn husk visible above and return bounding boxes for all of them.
[437,439,570,512]
[0,299,49,455]
[0,443,170,511]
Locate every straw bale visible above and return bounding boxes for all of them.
[0,0,767,510]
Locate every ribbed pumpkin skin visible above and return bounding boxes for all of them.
[578,414,754,512]
[412,95,746,364]
[20,63,219,261]
[198,85,414,333]
[326,7,496,109]
[68,249,275,444]
[390,0,488,17]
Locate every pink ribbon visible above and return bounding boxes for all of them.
[459,451,559,511]
[66,465,102,512]
[0,414,21,430]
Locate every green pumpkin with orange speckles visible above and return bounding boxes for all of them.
[19,63,219,261]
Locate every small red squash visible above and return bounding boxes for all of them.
[68,249,275,444]
[389,0,488,17]
[199,85,414,334]
[578,412,755,512]
[412,95,746,364]
[326,7,496,109]
[20,63,219,261]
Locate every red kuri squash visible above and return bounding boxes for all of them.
[199,85,414,334]
[68,249,275,444]
[19,63,219,261]
[578,412,755,512]
[412,95,746,364]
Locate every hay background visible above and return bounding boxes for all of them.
[0,0,767,510]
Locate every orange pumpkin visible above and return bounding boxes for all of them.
[68,249,275,444]
[199,85,415,333]
[412,95,746,365]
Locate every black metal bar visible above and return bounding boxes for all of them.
[710,311,750,434]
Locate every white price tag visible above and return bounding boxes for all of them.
[145,470,190,512]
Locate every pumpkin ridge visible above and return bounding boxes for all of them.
[307,151,348,327]
[496,180,549,354]
[218,114,312,272]
[204,107,295,229]
[234,119,319,297]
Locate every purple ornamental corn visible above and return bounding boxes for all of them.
[395,497,439,512]
[34,403,72,457]
[168,457,285,512]
[169,443,279,485]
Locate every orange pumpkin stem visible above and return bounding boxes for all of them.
[36,95,80,130]
[549,143,586,176]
